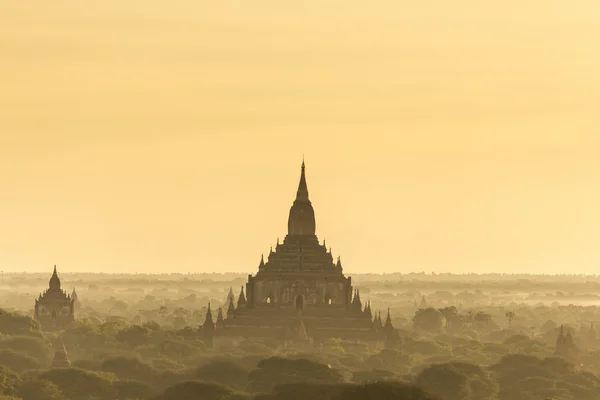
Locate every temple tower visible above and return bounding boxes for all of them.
[51,337,71,368]
[34,266,75,331]
[216,160,392,346]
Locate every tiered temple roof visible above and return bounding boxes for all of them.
[214,161,395,345]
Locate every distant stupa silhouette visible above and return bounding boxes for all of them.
[51,337,71,368]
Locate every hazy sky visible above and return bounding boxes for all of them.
[1,1,599,274]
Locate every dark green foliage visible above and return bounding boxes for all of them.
[17,379,66,400]
[113,379,155,400]
[0,337,51,365]
[152,380,232,400]
[351,369,395,383]
[416,362,498,400]
[196,360,250,391]
[0,367,20,396]
[115,325,152,347]
[336,381,437,400]
[413,308,444,333]
[0,350,42,373]
[490,355,597,400]
[98,356,157,382]
[247,357,344,394]
[38,368,117,400]
[366,349,413,374]
[270,383,345,400]
[0,311,40,336]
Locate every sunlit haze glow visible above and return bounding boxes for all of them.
[1,1,599,274]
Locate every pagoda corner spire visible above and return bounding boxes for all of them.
[237,286,247,308]
[203,303,214,327]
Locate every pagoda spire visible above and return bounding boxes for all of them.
[203,303,214,327]
[49,265,61,291]
[288,159,316,236]
[216,307,225,328]
[227,297,235,316]
[383,308,394,332]
[237,286,247,308]
[296,158,309,201]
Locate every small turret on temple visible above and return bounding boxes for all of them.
[237,286,247,307]
[227,297,236,317]
[34,266,75,331]
[226,287,235,304]
[214,160,394,348]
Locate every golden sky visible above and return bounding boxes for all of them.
[1,1,599,274]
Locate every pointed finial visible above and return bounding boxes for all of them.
[53,265,57,274]
[302,154,305,168]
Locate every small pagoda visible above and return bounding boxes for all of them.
[34,266,75,331]
[51,337,71,368]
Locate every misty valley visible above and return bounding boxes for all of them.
[2,271,600,400]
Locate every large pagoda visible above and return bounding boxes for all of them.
[212,161,393,346]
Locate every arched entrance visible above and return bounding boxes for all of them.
[295,295,304,311]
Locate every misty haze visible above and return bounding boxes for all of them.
[1,1,600,400]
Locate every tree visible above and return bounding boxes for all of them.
[413,308,444,333]
[0,367,20,396]
[336,381,436,400]
[0,337,51,365]
[351,369,395,383]
[38,368,117,400]
[473,312,492,328]
[113,380,154,400]
[247,357,344,394]
[270,383,344,400]
[0,350,42,373]
[416,364,471,400]
[115,325,151,347]
[99,356,157,383]
[196,360,250,391]
[505,312,515,328]
[0,310,40,336]
[438,306,463,331]
[152,381,232,400]
[17,379,66,400]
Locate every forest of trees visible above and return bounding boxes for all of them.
[2,272,600,400]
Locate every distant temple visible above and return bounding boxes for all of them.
[51,336,71,368]
[34,266,75,331]
[206,161,394,347]
[555,324,579,361]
